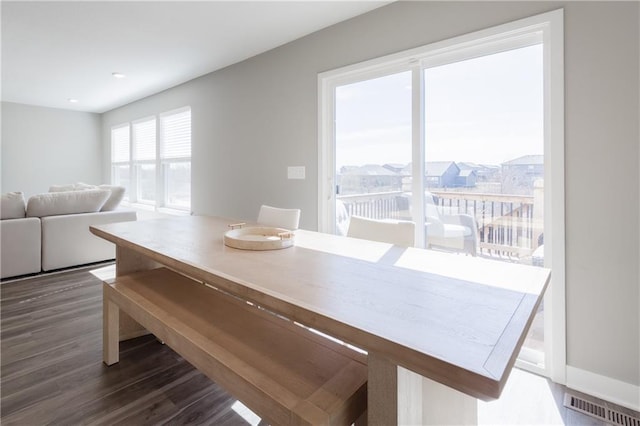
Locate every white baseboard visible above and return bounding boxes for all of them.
[566,366,640,412]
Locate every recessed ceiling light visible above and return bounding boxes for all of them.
[68,98,79,103]
[112,72,126,79]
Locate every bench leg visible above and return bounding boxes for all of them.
[103,288,120,366]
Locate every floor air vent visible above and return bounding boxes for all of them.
[563,393,640,426]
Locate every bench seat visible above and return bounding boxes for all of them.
[103,267,367,425]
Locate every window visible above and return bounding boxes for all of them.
[111,106,191,212]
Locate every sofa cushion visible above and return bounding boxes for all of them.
[1,192,26,219]
[49,182,97,192]
[74,182,97,191]
[49,183,125,211]
[49,184,79,192]
[98,185,126,211]
[26,189,111,217]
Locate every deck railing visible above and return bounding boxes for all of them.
[338,191,407,220]
[337,189,542,258]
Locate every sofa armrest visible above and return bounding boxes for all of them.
[1,217,42,279]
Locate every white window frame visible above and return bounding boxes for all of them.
[110,106,192,214]
[317,9,565,382]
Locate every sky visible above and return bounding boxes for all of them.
[335,44,544,169]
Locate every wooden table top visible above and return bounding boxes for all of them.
[91,215,550,401]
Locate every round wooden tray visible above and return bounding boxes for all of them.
[223,226,295,250]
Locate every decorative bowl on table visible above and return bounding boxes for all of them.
[223,223,295,250]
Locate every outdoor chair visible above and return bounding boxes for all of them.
[425,192,478,256]
[346,215,415,247]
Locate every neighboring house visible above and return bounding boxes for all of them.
[425,161,459,188]
[501,155,544,195]
[382,163,406,174]
[458,162,501,182]
[456,169,477,187]
[337,164,402,195]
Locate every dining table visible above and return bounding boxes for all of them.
[90,215,550,425]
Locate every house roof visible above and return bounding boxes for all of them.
[340,164,399,176]
[502,155,544,166]
[425,161,459,177]
[459,169,477,177]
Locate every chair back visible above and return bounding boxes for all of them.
[257,205,301,230]
[425,191,442,221]
[346,216,415,247]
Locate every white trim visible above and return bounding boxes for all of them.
[317,76,333,233]
[544,8,566,385]
[318,12,553,84]
[411,64,426,248]
[566,366,640,412]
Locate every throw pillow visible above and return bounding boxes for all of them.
[49,184,78,192]
[49,183,98,192]
[99,185,126,211]
[74,182,98,190]
[26,189,111,218]
[1,192,26,219]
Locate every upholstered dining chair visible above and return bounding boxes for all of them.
[346,215,415,247]
[257,205,301,230]
[425,192,478,256]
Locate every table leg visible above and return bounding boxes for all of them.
[368,352,397,426]
[368,352,422,425]
[368,352,478,425]
[115,245,160,341]
[420,375,477,425]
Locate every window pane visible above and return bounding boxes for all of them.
[112,165,130,200]
[165,162,191,209]
[137,164,156,203]
[111,125,130,162]
[134,119,156,161]
[334,71,412,235]
[423,44,544,365]
[423,44,543,258]
[161,109,191,159]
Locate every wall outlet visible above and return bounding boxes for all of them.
[287,166,305,180]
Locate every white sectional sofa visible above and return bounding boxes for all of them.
[1,187,136,279]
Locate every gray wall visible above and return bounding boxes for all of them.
[101,0,639,395]
[2,102,102,197]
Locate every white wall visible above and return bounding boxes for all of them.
[2,102,102,197]
[101,1,639,407]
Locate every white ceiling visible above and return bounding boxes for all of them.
[1,1,388,113]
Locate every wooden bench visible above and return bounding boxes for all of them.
[103,267,368,425]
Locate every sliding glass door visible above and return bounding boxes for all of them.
[320,11,564,375]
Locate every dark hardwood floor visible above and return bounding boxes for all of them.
[1,264,633,425]
[1,265,256,425]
